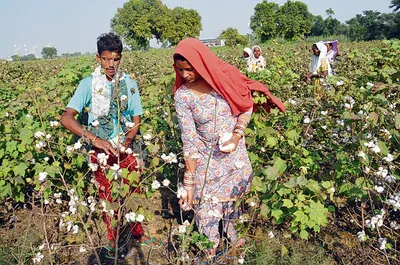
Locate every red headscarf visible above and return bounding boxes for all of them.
[173,38,286,115]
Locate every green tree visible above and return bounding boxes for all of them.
[250,1,280,42]
[21,54,37,61]
[310,15,325,36]
[346,14,366,41]
[277,1,313,40]
[325,8,335,17]
[11,55,21,61]
[111,0,201,50]
[41,47,57,59]
[218,27,248,46]
[165,7,202,46]
[379,13,400,38]
[390,0,400,12]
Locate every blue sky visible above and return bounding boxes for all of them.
[1,0,393,59]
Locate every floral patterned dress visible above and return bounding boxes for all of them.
[174,85,253,246]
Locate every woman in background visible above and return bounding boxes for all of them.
[305,42,331,99]
[248,45,266,72]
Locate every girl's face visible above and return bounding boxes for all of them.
[243,51,249,58]
[253,48,261,59]
[312,46,320,56]
[175,60,201,83]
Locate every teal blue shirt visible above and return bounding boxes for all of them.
[66,74,143,140]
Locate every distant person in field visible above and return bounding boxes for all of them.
[325,40,341,74]
[305,42,332,99]
[242,47,252,60]
[61,32,161,259]
[325,40,341,64]
[247,45,266,72]
[172,38,285,262]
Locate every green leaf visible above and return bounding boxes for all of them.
[281,245,288,257]
[299,229,309,240]
[282,199,293,208]
[251,176,264,192]
[14,163,28,177]
[271,209,283,221]
[266,137,278,147]
[259,203,269,218]
[377,141,389,156]
[395,113,400,129]
[263,166,280,181]
[284,178,296,188]
[273,157,287,173]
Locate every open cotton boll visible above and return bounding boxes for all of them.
[218,132,232,145]
[220,143,235,152]
[219,132,235,152]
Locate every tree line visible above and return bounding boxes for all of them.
[111,0,399,49]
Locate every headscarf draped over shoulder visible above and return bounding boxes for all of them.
[243,47,252,58]
[173,38,285,115]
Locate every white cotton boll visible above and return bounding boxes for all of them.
[88,163,98,171]
[357,231,366,241]
[34,131,45,138]
[74,141,82,150]
[151,180,161,190]
[125,148,133,154]
[178,224,187,234]
[303,117,311,124]
[79,246,87,253]
[383,154,394,162]
[375,186,384,193]
[143,133,152,140]
[66,145,74,153]
[136,214,145,222]
[110,164,120,171]
[38,172,48,182]
[379,238,387,250]
[220,143,235,152]
[50,121,59,128]
[357,151,367,160]
[126,122,135,128]
[218,132,232,145]
[177,183,187,199]
[162,179,170,187]
[72,225,79,234]
[371,145,381,153]
[267,231,275,238]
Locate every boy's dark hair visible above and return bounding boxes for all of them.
[97,32,123,55]
[173,53,187,62]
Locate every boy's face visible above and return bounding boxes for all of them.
[96,50,122,78]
